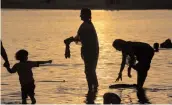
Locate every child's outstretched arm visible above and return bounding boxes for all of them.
[37,60,52,65]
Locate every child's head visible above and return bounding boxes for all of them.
[103,92,121,104]
[15,49,28,61]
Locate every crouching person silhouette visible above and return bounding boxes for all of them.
[113,39,156,89]
[4,49,52,104]
[64,8,99,91]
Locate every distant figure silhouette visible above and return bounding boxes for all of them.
[153,43,159,52]
[103,92,121,104]
[113,39,155,89]
[1,41,10,68]
[64,8,99,91]
[160,38,172,48]
[4,49,52,104]
[153,39,172,51]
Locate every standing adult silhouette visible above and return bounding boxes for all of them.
[64,8,99,91]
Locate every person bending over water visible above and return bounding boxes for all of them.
[64,8,99,91]
[113,39,157,89]
[4,49,52,104]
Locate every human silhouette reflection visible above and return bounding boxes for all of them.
[84,90,98,104]
[137,88,151,104]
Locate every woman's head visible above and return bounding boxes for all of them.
[112,39,126,51]
[15,49,28,61]
[80,8,91,21]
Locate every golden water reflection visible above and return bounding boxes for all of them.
[1,9,172,104]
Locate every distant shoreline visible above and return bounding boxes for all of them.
[1,3,172,10]
[2,7,172,10]
[2,0,172,11]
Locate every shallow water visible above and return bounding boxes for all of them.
[1,9,172,104]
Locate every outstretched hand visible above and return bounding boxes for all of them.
[115,73,122,82]
[48,60,52,63]
[3,61,10,68]
[128,73,132,78]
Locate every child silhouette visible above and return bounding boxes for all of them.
[4,49,52,104]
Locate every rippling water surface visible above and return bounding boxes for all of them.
[1,9,172,104]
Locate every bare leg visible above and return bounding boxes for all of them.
[84,57,98,91]
[28,83,36,104]
[22,99,27,104]
[29,95,36,104]
[137,70,148,89]
[92,71,98,89]
[21,88,27,104]
[127,66,132,78]
[85,70,93,91]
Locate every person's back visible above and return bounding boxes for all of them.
[127,41,154,63]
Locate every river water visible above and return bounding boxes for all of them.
[1,9,172,104]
